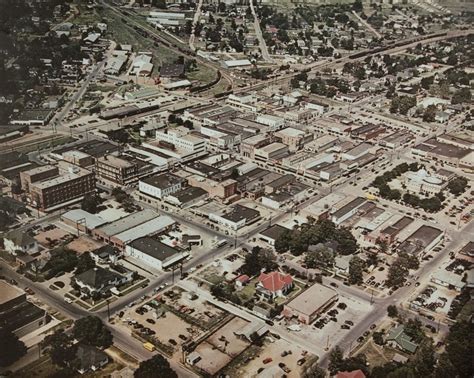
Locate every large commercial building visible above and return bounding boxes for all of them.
[0,281,48,337]
[20,162,95,211]
[139,173,187,199]
[92,209,175,250]
[283,283,338,324]
[125,237,189,270]
[397,225,443,257]
[95,154,154,187]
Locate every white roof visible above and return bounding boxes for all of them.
[275,127,305,138]
[62,209,107,229]
[163,80,192,89]
[224,59,252,67]
[114,215,175,244]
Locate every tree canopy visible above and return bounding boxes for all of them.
[72,316,113,349]
[0,329,27,367]
[134,354,177,378]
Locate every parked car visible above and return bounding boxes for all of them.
[146,318,155,324]
[263,358,273,364]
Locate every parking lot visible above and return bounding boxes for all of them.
[285,293,374,351]
[236,337,311,377]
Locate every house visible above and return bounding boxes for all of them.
[73,267,131,295]
[90,245,119,264]
[257,271,293,300]
[73,344,109,374]
[3,229,39,255]
[235,274,250,289]
[336,370,366,378]
[386,324,419,354]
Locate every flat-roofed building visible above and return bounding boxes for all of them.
[96,154,154,187]
[61,209,108,234]
[125,237,189,270]
[254,142,289,162]
[275,127,312,152]
[259,224,290,246]
[397,225,443,257]
[92,209,158,243]
[139,173,187,199]
[283,283,338,324]
[0,281,48,337]
[331,197,367,225]
[377,216,414,245]
[209,204,260,230]
[20,162,95,211]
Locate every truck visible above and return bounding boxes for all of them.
[143,342,156,352]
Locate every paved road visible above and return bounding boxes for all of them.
[189,0,203,51]
[249,2,273,62]
[318,219,474,367]
[52,61,105,134]
[351,11,382,39]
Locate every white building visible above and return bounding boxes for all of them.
[139,173,186,199]
[125,237,189,271]
[155,127,206,153]
[3,230,38,255]
[256,114,285,131]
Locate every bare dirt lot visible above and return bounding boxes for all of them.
[193,317,251,375]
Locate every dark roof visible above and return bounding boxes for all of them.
[141,173,185,189]
[171,186,207,203]
[74,344,108,372]
[4,229,36,247]
[381,216,414,236]
[332,197,367,219]
[0,301,45,333]
[222,204,260,223]
[129,237,181,262]
[160,63,185,77]
[260,224,290,241]
[0,124,29,136]
[52,140,119,158]
[459,241,474,257]
[74,267,123,289]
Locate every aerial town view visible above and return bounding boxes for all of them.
[0,0,473,377]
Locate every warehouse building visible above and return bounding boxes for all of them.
[125,237,189,270]
[283,283,338,324]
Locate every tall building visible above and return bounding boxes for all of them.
[20,162,95,211]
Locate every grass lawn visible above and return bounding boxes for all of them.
[187,64,218,84]
[13,356,60,378]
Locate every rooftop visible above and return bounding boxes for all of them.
[0,281,24,305]
[285,283,337,316]
[129,237,183,262]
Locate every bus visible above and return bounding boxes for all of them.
[143,342,156,352]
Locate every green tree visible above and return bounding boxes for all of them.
[81,193,101,213]
[348,256,365,285]
[305,245,335,269]
[434,321,473,378]
[43,329,77,367]
[373,331,385,345]
[447,177,468,195]
[72,316,112,349]
[412,342,436,376]
[75,252,95,275]
[387,305,398,318]
[0,329,27,367]
[328,346,344,375]
[422,105,436,122]
[134,354,177,378]
[241,246,277,276]
[386,260,408,288]
[451,87,471,105]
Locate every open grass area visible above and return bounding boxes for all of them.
[13,356,59,378]
[187,64,219,84]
